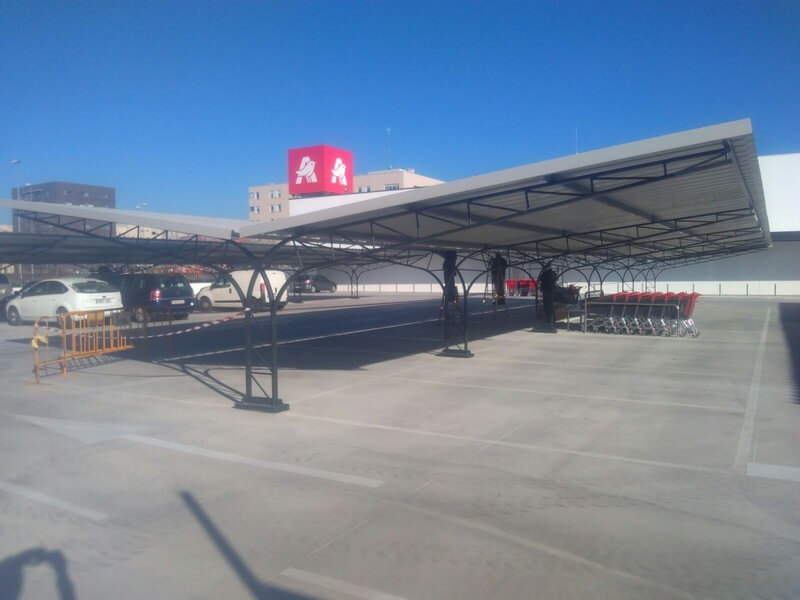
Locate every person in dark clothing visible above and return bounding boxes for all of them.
[539,264,558,331]
[488,253,508,305]
[441,251,459,304]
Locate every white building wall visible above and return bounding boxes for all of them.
[759,154,800,232]
[289,189,405,217]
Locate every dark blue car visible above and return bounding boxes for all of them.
[109,273,195,322]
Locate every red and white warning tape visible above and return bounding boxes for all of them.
[127,310,246,341]
[35,309,248,340]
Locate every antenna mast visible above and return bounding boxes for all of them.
[386,127,392,169]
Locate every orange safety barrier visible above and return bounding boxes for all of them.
[32,309,134,383]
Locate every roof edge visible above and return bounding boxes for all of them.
[0,199,244,240]
[239,119,755,238]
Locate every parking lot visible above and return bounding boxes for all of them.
[1,294,799,599]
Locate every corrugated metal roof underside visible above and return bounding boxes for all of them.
[0,233,401,267]
[0,119,771,268]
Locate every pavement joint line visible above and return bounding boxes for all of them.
[120,434,386,488]
[475,355,742,379]
[289,378,381,406]
[746,462,800,483]
[0,480,109,522]
[471,340,513,353]
[385,375,744,414]
[261,512,386,597]
[49,380,225,408]
[262,457,446,595]
[291,365,423,406]
[733,306,771,471]
[281,298,441,314]
[466,403,555,460]
[354,334,443,342]
[397,502,699,600]
[285,413,730,474]
[280,568,408,600]
[275,431,696,600]
[280,345,434,358]
[164,305,531,362]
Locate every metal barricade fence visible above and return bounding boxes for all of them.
[30,306,242,382]
[33,309,134,383]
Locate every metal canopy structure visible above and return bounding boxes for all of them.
[0,119,772,410]
[2,119,770,269]
[235,119,770,267]
[2,119,771,277]
[0,232,388,270]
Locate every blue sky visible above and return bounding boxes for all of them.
[1,1,798,222]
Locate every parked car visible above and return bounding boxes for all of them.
[105,273,195,322]
[0,274,11,301]
[5,278,123,326]
[0,275,23,318]
[196,269,289,311]
[293,274,338,293]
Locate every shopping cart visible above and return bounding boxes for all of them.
[506,279,519,296]
[581,292,701,336]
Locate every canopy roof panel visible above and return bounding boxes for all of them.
[0,232,392,269]
[1,201,247,240]
[0,119,770,270]
[237,119,770,251]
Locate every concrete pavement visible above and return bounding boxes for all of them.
[1,295,799,599]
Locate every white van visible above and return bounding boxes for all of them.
[196,269,289,311]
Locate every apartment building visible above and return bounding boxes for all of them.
[12,181,115,235]
[11,181,116,278]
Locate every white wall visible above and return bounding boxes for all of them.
[289,189,405,217]
[335,280,800,296]
[759,154,800,232]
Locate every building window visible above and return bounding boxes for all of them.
[81,191,91,198]
[255,192,261,200]
[269,204,282,213]
[250,206,260,214]
[249,192,254,201]
[384,183,400,191]
[269,189,281,199]
[358,186,371,193]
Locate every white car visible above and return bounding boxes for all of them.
[196,269,289,311]
[5,278,123,326]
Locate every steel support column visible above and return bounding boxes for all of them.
[236,265,288,412]
[439,253,473,358]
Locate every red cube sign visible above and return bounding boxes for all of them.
[288,145,354,196]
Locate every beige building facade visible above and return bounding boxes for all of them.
[116,223,167,239]
[248,168,442,222]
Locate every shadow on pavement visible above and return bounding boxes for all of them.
[0,548,76,600]
[147,301,537,405]
[180,491,315,600]
[778,302,800,404]
[33,353,127,381]
[5,298,538,404]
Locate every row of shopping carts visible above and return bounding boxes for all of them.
[582,292,701,337]
[506,279,537,296]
